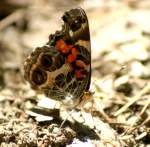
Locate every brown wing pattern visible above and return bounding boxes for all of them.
[24,8,91,107]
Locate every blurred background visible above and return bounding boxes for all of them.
[1,0,150,94]
[0,0,149,146]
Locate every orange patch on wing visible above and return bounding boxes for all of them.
[55,39,72,53]
[75,70,85,78]
[71,47,78,57]
[67,47,78,63]
[76,60,86,68]
[67,54,76,63]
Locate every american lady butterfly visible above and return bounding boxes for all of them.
[24,8,91,108]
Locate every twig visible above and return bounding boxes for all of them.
[139,101,150,116]
[0,9,25,30]
[114,83,150,116]
[141,116,150,126]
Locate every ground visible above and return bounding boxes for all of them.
[0,0,149,146]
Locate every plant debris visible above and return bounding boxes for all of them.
[0,0,149,146]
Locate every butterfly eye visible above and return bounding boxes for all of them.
[41,55,52,68]
[32,69,47,85]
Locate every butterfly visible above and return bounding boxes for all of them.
[24,8,91,108]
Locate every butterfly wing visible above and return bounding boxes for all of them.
[24,8,91,107]
[62,8,91,91]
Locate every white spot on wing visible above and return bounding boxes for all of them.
[69,30,73,37]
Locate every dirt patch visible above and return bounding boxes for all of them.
[0,0,149,146]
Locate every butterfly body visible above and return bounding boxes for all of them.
[24,8,91,107]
